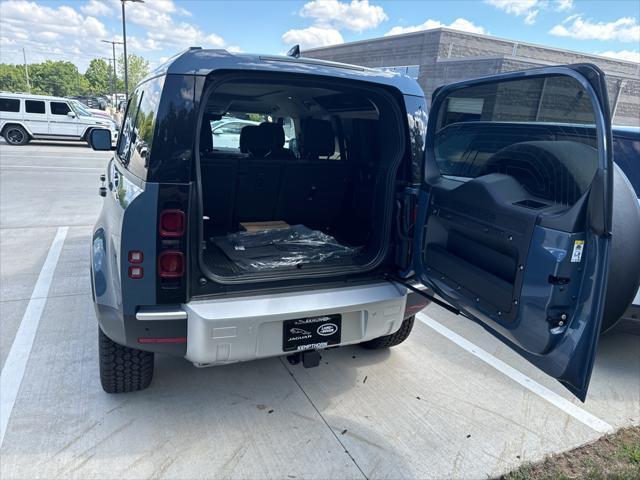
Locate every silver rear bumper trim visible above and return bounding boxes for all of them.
[136,308,187,321]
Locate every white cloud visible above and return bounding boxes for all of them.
[385,18,486,36]
[144,23,226,49]
[485,0,539,16]
[282,26,344,49]
[300,0,387,32]
[80,0,113,17]
[555,0,574,12]
[0,0,109,67]
[485,0,541,24]
[597,50,640,63]
[0,0,236,70]
[550,16,640,42]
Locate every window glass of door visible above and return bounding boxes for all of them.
[50,102,71,115]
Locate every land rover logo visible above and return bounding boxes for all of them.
[317,323,338,336]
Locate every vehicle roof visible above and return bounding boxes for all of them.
[147,48,424,97]
[0,91,73,102]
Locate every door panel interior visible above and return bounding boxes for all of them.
[415,66,613,400]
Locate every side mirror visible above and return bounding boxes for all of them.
[89,129,113,151]
[67,111,77,118]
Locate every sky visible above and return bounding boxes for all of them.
[0,0,639,72]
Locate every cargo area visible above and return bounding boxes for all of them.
[196,74,407,281]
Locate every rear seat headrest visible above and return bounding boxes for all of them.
[260,122,286,149]
[239,125,269,157]
[302,119,335,158]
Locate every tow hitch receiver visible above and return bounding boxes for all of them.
[286,350,322,368]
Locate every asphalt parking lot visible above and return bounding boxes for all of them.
[0,140,638,480]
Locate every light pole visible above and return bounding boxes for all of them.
[121,0,144,100]
[101,39,123,107]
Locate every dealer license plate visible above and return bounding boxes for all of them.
[282,314,342,352]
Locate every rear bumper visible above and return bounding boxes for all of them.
[183,282,408,365]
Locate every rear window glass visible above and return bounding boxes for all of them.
[207,115,300,156]
[0,98,20,112]
[434,75,599,206]
[25,100,45,114]
[613,135,640,197]
[50,102,71,115]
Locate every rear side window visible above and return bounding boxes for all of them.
[613,136,640,197]
[0,98,20,112]
[116,76,165,180]
[25,100,45,114]
[116,90,141,166]
[50,102,71,115]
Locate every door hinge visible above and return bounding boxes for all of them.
[385,274,461,316]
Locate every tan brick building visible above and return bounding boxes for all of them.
[304,28,640,126]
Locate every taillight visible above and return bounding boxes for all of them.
[128,265,144,279]
[158,251,184,278]
[128,250,144,263]
[159,209,185,238]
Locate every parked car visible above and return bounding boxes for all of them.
[209,117,259,150]
[69,95,107,110]
[85,107,115,122]
[0,92,118,145]
[88,49,640,399]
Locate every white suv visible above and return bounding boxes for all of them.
[0,92,117,146]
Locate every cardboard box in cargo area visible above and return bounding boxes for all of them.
[240,221,290,233]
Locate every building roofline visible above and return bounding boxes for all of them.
[436,55,640,80]
[304,27,640,67]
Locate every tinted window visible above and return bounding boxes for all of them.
[127,76,165,179]
[25,100,45,114]
[50,102,71,115]
[434,75,598,206]
[116,90,141,166]
[0,98,20,112]
[613,136,640,197]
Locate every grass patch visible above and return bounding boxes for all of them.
[499,426,640,480]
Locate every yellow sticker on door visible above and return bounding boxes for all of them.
[571,240,585,263]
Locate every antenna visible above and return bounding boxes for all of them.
[287,45,301,59]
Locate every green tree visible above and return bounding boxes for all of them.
[117,53,150,92]
[0,64,29,93]
[84,58,112,95]
[29,60,85,96]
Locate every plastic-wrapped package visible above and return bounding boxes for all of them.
[213,225,359,270]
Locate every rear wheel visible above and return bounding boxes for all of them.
[360,316,415,349]
[3,125,29,145]
[99,328,154,393]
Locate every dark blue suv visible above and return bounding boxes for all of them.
[89,49,640,399]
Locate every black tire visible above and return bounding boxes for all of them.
[3,125,30,145]
[360,316,415,349]
[99,328,154,393]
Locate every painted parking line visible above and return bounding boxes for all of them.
[416,312,614,434]
[0,227,68,447]
[1,165,103,171]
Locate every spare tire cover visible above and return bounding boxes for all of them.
[601,163,640,332]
